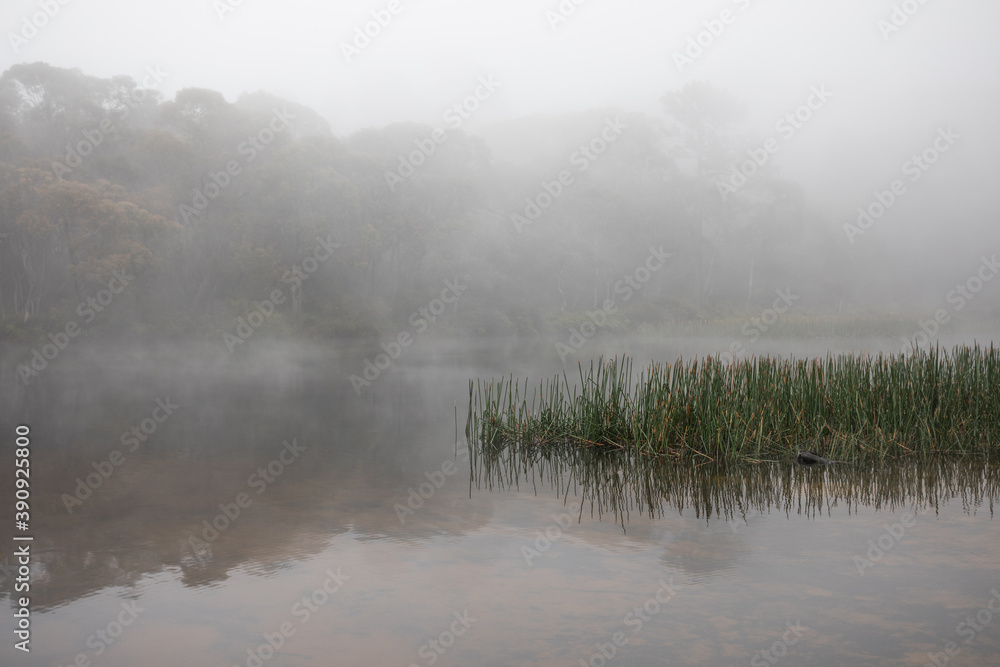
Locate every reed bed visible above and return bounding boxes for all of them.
[466,343,999,464]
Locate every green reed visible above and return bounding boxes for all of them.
[467,343,999,463]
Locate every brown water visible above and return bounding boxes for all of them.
[0,337,998,666]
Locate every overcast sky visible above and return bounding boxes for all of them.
[4,0,999,262]
[5,1,996,128]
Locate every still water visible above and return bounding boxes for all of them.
[0,336,997,666]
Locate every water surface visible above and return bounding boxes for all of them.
[0,337,997,666]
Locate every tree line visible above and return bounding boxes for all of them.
[0,62,864,345]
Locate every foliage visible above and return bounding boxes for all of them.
[467,344,1000,464]
[0,63,980,345]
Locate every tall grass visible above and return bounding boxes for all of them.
[466,343,1000,463]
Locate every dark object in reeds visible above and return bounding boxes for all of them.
[467,343,1000,464]
[796,451,831,466]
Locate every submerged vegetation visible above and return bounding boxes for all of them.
[471,442,998,525]
[467,343,999,464]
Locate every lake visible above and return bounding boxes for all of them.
[0,336,998,666]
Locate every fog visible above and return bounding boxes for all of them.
[4,0,998,335]
[2,4,1000,663]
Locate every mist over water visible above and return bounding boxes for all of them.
[2,340,999,665]
[2,1,1000,665]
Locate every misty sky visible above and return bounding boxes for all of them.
[4,0,1000,270]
